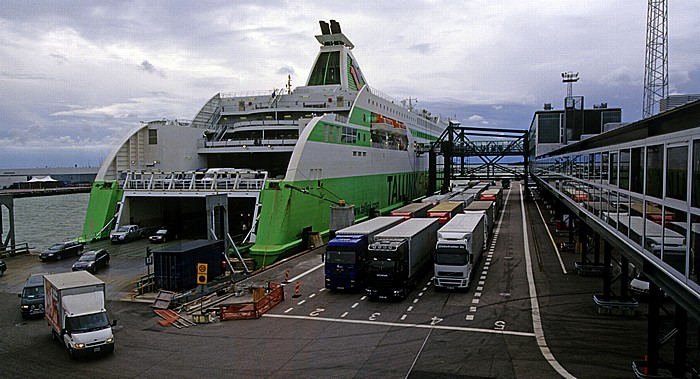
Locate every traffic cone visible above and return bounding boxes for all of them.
[292,281,301,298]
[283,270,290,284]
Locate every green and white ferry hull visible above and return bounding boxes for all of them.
[82,20,447,268]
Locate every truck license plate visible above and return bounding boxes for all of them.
[94,347,101,352]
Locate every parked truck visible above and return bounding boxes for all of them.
[365,218,439,300]
[427,201,464,225]
[325,216,404,291]
[390,203,432,220]
[434,213,485,290]
[44,271,115,359]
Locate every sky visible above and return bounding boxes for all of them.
[1,1,699,169]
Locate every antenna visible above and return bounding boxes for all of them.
[642,0,668,118]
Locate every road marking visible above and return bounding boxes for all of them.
[480,276,486,280]
[471,299,480,304]
[360,296,367,301]
[407,306,414,312]
[412,298,419,304]
[474,292,481,297]
[309,293,316,298]
[426,281,431,286]
[520,184,575,378]
[340,312,348,318]
[319,288,327,292]
[469,306,477,312]
[401,314,407,321]
[264,314,536,337]
[418,292,424,297]
[351,302,359,308]
[466,315,474,321]
[297,300,306,305]
[477,286,483,291]
[422,287,428,291]
[533,196,568,274]
[478,280,485,285]
[288,263,324,283]
[481,270,488,275]
[284,307,293,313]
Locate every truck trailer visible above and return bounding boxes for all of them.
[390,203,432,220]
[434,213,485,289]
[365,218,439,300]
[325,216,404,291]
[44,271,115,359]
[427,201,465,225]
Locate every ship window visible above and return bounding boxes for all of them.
[307,51,341,86]
[619,149,630,190]
[630,147,644,194]
[148,129,157,145]
[693,140,700,208]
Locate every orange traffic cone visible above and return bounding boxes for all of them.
[292,281,301,298]
[283,270,290,284]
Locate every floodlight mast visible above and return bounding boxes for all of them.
[561,71,579,99]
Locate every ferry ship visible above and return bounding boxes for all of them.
[81,20,448,267]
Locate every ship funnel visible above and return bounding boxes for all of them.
[330,20,342,34]
[319,21,330,35]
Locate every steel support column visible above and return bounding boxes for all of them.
[673,305,688,377]
[647,281,662,375]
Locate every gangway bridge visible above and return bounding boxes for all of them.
[530,99,700,378]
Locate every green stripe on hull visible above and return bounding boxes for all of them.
[249,170,428,267]
[81,181,122,242]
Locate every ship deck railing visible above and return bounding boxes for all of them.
[203,138,299,149]
[121,171,268,192]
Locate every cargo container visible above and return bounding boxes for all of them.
[434,213,485,289]
[479,188,503,212]
[153,240,224,291]
[466,200,495,241]
[390,202,432,220]
[44,271,115,359]
[325,216,404,291]
[365,218,439,300]
[427,201,465,224]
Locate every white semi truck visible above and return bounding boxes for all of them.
[44,271,116,359]
[434,213,485,290]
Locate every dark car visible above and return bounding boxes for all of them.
[149,228,177,243]
[19,273,46,318]
[72,249,110,273]
[0,259,6,275]
[40,241,84,261]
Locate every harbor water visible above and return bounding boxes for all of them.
[1,193,88,251]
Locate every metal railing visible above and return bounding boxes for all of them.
[121,170,268,192]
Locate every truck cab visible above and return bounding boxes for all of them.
[325,235,367,290]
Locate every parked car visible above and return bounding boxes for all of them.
[0,259,6,275]
[72,249,110,274]
[19,273,46,318]
[40,241,84,261]
[149,228,177,243]
[110,224,147,243]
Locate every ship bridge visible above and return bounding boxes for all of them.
[113,169,268,244]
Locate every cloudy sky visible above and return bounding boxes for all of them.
[1,1,698,169]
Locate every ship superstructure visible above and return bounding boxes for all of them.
[82,20,448,267]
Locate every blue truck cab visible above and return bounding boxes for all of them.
[325,217,404,291]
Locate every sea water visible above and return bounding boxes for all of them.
[1,193,89,251]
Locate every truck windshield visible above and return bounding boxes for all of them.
[326,251,356,264]
[435,248,468,265]
[367,260,396,272]
[67,311,110,334]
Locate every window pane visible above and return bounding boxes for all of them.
[664,207,687,276]
[666,146,688,201]
[610,152,618,185]
[619,150,630,190]
[646,144,664,198]
[691,214,699,287]
[630,147,644,194]
[601,152,609,185]
[629,197,644,245]
[693,141,700,208]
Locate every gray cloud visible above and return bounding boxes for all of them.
[139,60,165,77]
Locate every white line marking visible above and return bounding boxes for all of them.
[533,196,568,274]
[407,306,414,312]
[476,286,483,291]
[297,300,306,305]
[422,287,428,291]
[401,314,407,321]
[471,299,480,304]
[351,302,359,309]
[288,263,324,283]
[474,292,481,297]
[413,298,419,304]
[466,315,474,321]
[480,276,486,280]
[481,270,488,275]
[309,293,316,298]
[520,183,575,378]
[478,281,485,285]
[340,312,348,318]
[426,281,432,286]
[418,292,424,297]
[263,314,535,337]
[319,288,327,292]
[469,306,477,312]
[360,296,367,301]
[284,307,293,313]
